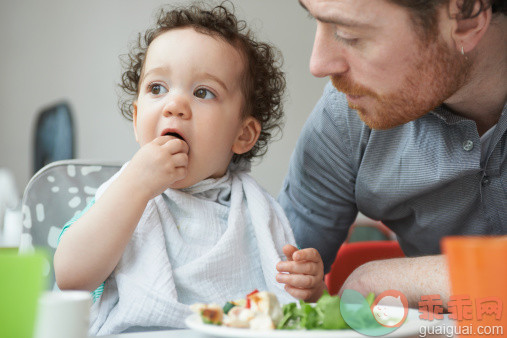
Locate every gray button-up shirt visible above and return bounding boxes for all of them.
[278,82,507,273]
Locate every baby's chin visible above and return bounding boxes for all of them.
[168,177,197,190]
[168,169,227,190]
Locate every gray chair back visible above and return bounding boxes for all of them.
[21,160,121,289]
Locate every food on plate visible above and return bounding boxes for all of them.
[249,312,277,330]
[190,289,377,331]
[278,291,376,330]
[248,290,283,326]
[191,290,284,329]
[190,303,223,325]
[222,290,284,329]
[223,306,256,328]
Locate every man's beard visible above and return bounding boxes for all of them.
[331,37,472,130]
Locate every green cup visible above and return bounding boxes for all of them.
[0,251,46,338]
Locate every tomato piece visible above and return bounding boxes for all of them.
[245,289,259,309]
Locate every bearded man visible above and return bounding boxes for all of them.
[277,0,506,307]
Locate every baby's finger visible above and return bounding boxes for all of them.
[153,135,173,145]
[284,285,314,301]
[283,244,298,261]
[276,260,320,276]
[292,248,322,263]
[171,166,187,181]
[170,153,188,168]
[276,272,319,289]
[163,138,189,155]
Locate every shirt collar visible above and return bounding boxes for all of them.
[430,101,507,127]
[430,105,472,124]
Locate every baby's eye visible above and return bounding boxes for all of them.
[194,88,216,99]
[149,84,168,95]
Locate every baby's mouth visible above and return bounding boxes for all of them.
[163,131,189,153]
[164,131,185,141]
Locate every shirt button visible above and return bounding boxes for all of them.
[463,140,474,151]
[482,176,490,186]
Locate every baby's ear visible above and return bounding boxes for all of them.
[232,116,261,155]
[132,101,139,142]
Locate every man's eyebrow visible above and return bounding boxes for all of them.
[298,0,370,28]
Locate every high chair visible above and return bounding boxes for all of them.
[20,160,121,290]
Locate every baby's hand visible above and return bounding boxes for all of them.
[276,244,326,302]
[124,135,189,199]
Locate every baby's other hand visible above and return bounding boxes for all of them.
[125,135,189,199]
[276,244,326,302]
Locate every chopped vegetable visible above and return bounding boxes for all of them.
[201,307,223,325]
[190,303,223,325]
[366,292,375,306]
[192,290,378,331]
[245,289,259,309]
[277,290,376,330]
[223,302,235,315]
[232,298,246,308]
[317,291,348,329]
[247,289,260,296]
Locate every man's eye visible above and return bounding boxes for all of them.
[334,32,359,46]
[194,88,216,99]
[149,84,167,95]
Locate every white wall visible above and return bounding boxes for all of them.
[0,0,328,197]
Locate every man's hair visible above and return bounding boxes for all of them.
[389,0,506,40]
[119,1,286,163]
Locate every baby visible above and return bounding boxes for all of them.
[54,2,325,335]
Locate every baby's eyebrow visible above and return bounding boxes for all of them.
[140,66,170,83]
[140,67,228,91]
[199,72,228,92]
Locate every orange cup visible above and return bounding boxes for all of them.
[442,236,507,338]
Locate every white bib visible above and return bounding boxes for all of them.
[90,163,296,335]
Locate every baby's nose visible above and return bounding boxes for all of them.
[162,94,191,119]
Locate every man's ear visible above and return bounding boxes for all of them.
[132,101,139,143]
[232,116,261,155]
[449,0,491,53]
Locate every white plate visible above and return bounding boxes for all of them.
[185,309,450,337]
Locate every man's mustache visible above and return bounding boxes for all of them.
[331,75,377,98]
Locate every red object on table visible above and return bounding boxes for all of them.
[245,289,259,308]
[324,240,405,295]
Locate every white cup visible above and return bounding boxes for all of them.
[1,208,22,247]
[34,291,92,338]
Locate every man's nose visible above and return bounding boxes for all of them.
[162,92,191,119]
[309,23,349,78]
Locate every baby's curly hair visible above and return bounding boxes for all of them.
[119,1,286,163]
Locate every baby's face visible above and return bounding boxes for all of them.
[134,27,250,188]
